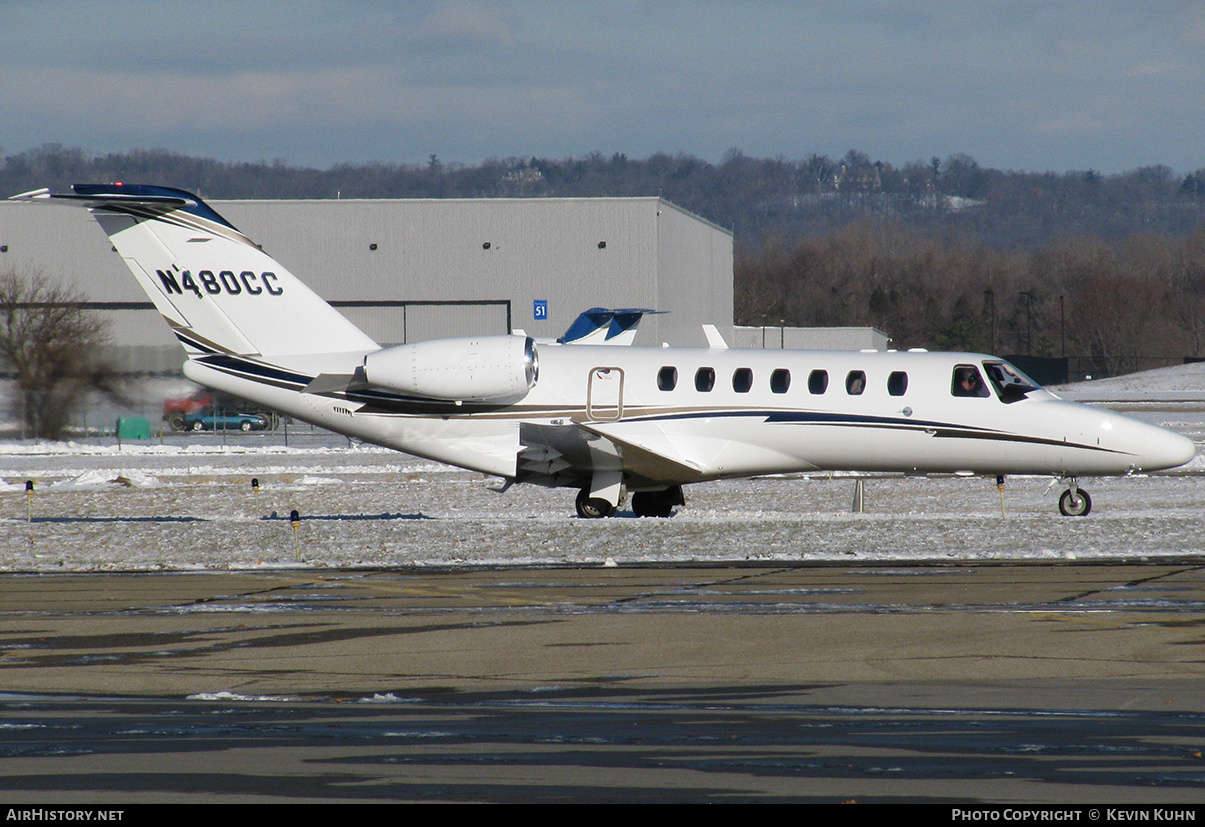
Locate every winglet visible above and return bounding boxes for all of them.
[9,188,52,202]
[702,324,728,349]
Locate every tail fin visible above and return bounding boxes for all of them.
[557,307,662,346]
[10,184,377,358]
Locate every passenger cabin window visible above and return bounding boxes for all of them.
[657,366,677,391]
[808,370,828,394]
[695,367,715,392]
[770,368,791,394]
[732,367,753,393]
[952,365,990,398]
[846,370,866,395]
[887,371,908,396]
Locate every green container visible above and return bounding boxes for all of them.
[115,416,152,440]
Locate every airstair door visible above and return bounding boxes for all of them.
[586,367,624,421]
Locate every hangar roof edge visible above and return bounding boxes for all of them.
[209,196,733,239]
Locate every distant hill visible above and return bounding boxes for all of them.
[5,144,1205,253]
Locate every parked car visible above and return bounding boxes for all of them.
[182,411,270,432]
[165,389,280,431]
[164,389,214,431]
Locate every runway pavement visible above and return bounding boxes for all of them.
[1,563,1205,803]
[2,562,1205,697]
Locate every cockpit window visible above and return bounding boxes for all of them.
[952,365,990,398]
[983,361,1040,403]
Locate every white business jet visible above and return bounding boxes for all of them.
[11,184,1196,517]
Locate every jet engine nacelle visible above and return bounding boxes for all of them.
[361,335,539,403]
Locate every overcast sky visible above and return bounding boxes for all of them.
[4,1,1204,174]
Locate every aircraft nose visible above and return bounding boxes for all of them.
[1132,421,1197,472]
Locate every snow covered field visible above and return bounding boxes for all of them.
[1,363,1202,572]
[1052,360,1205,400]
[0,422,1202,572]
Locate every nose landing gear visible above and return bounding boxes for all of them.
[1058,481,1092,516]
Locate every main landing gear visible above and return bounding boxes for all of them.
[575,485,685,518]
[575,488,617,518]
[631,486,685,518]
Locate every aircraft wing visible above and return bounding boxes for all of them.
[574,420,707,484]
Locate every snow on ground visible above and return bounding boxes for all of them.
[1,431,1202,571]
[1051,360,1205,404]
[1051,360,1205,394]
[1,366,1203,571]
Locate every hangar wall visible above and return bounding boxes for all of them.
[732,326,891,350]
[0,196,734,370]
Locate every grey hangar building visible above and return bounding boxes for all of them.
[2,193,889,378]
[1,195,737,372]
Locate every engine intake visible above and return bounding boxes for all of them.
[361,335,538,403]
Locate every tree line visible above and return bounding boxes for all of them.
[738,219,1205,378]
[6,144,1205,251]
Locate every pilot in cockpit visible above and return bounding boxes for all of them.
[953,366,990,397]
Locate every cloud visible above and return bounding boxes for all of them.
[2,1,1204,172]
[411,0,517,45]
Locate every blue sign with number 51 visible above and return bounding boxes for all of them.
[533,300,548,320]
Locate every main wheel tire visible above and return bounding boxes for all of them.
[632,490,675,518]
[1058,488,1092,516]
[576,488,615,518]
[167,413,186,431]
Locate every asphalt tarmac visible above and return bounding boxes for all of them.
[1,562,1205,803]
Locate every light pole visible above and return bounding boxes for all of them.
[1060,294,1065,359]
[1019,291,1033,356]
[983,289,996,353]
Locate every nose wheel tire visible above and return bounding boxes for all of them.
[576,488,616,518]
[1059,488,1092,516]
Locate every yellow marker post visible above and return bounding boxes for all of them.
[290,509,301,561]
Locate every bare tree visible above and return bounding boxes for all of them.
[0,270,128,439]
[1070,274,1171,376]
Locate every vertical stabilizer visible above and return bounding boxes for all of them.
[11,185,378,358]
[557,307,662,346]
